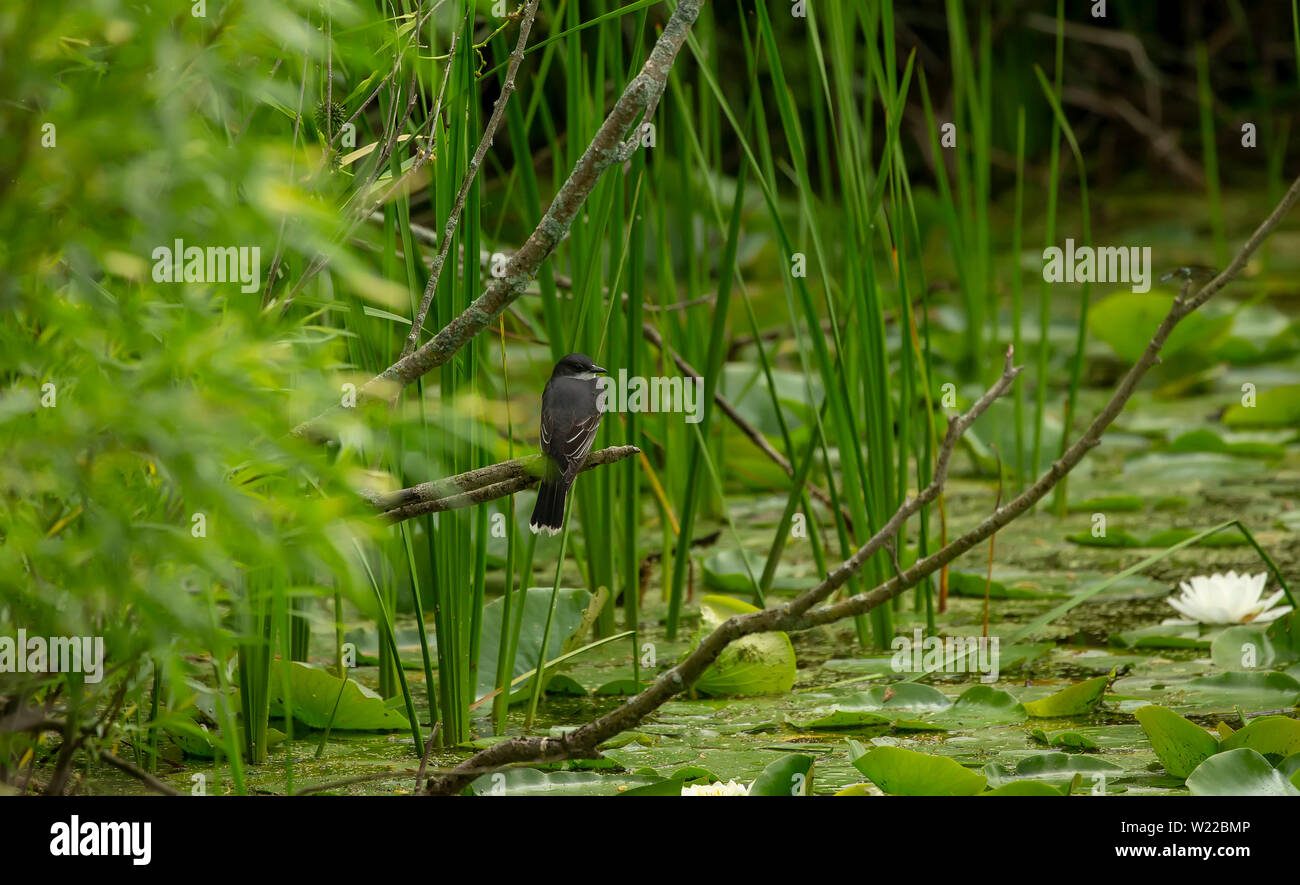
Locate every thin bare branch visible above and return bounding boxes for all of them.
[292,0,706,440]
[402,0,541,358]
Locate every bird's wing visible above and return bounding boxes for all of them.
[540,399,601,483]
[560,411,601,482]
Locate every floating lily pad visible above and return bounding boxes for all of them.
[1029,728,1100,751]
[1168,428,1284,458]
[700,549,813,594]
[1211,626,1277,670]
[167,721,287,760]
[691,595,796,697]
[1134,704,1219,778]
[1065,529,1144,548]
[1185,671,1300,709]
[981,780,1068,796]
[946,570,1067,600]
[1222,384,1300,428]
[848,741,987,796]
[1023,674,1109,717]
[1110,623,1212,649]
[748,753,814,796]
[983,752,1122,787]
[269,661,410,731]
[925,686,1027,729]
[1090,291,1232,363]
[476,587,593,700]
[1068,495,1145,513]
[1218,716,1300,759]
[468,767,662,796]
[1185,748,1300,796]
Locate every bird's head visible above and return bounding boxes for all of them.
[552,353,607,380]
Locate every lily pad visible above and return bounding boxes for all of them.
[691,595,796,697]
[1110,623,1211,649]
[946,570,1067,600]
[1185,671,1300,709]
[982,780,1069,796]
[983,752,1122,787]
[1168,428,1284,458]
[1090,290,1232,363]
[269,661,410,731]
[1185,748,1300,796]
[1023,674,1109,717]
[1068,495,1146,512]
[1211,626,1277,670]
[700,549,813,594]
[1134,704,1219,778]
[1222,383,1300,428]
[748,753,814,796]
[476,587,593,700]
[847,741,987,796]
[925,685,1027,729]
[468,767,661,796]
[1030,728,1100,751]
[1218,716,1300,759]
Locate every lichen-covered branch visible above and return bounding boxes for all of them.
[292,0,706,440]
[400,0,541,359]
[368,444,640,524]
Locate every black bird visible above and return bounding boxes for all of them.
[529,353,606,535]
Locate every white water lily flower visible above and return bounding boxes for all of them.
[680,779,749,796]
[1163,571,1292,625]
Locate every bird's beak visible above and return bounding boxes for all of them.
[592,364,607,374]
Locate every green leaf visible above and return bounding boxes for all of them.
[541,673,587,696]
[1110,623,1211,650]
[1068,495,1145,513]
[1030,729,1100,751]
[268,661,410,731]
[925,685,1027,729]
[1168,428,1284,458]
[691,595,796,697]
[1219,716,1300,759]
[787,708,893,729]
[1089,291,1232,363]
[1211,626,1278,670]
[748,753,814,796]
[619,779,687,796]
[1186,671,1300,709]
[468,768,657,796]
[1185,748,1300,796]
[847,742,987,796]
[594,678,642,696]
[946,570,1067,599]
[1023,674,1109,717]
[1134,704,1220,778]
[476,587,592,700]
[984,752,1122,787]
[981,780,1068,796]
[700,548,814,594]
[787,683,949,729]
[1065,529,1143,548]
[1222,384,1300,428]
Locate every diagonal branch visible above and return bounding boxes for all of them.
[292,0,706,440]
[401,0,541,359]
[367,444,640,523]
[421,348,1022,794]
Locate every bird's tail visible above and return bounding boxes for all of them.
[529,479,568,535]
